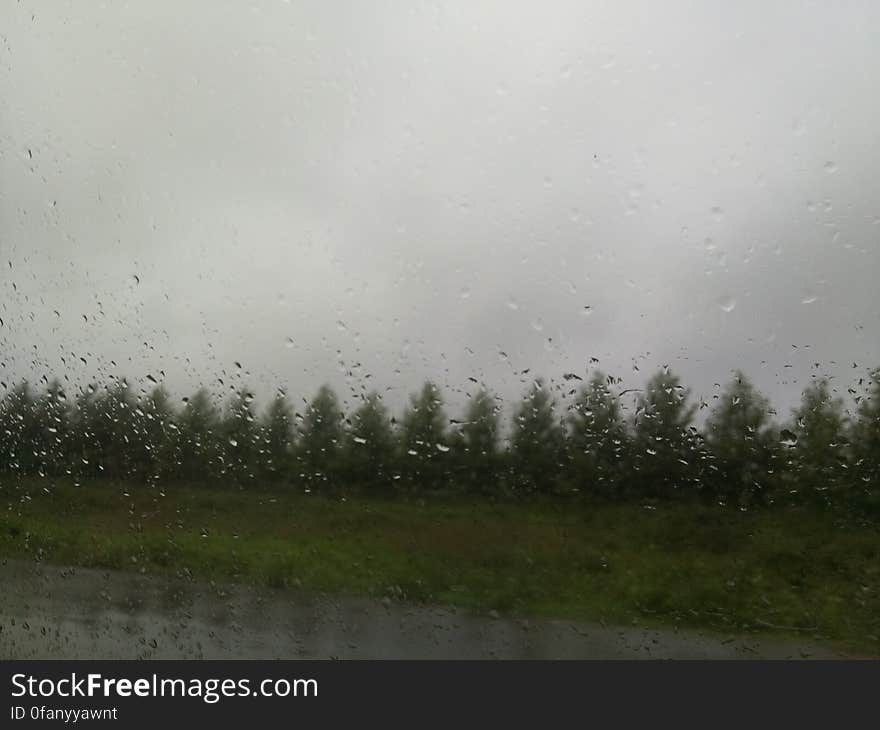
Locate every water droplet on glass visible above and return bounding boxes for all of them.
[717,295,736,313]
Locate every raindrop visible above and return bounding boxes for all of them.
[780,429,798,448]
[717,295,736,313]
[823,161,837,174]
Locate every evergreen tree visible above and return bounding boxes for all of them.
[262,390,294,481]
[789,378,847,506]
[139,384,177,481]
[850,367,880,514]
[457,388,501,492]
[705,372,777,506]
[850,368,880,514]
[567,372,628,497]
[101,380,139,480]
[177,387,222,482]
[510,379,565,493]
[33,378,72,477]
[0,380,39,474]
[222,389,259,482]
[345,391,396,487]
[400,381,449,488]
[298,384,344,487]
[631,369,698,498]
[68,380,138,480]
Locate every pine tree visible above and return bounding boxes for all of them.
[400,382,449,488]
[139,384,177,481]
[0,380,38,475]
[705,371,777,505]
[457,388,501,492]
[298,384,344,488]
[177,387,222,483]
[631,369,698,498]
[223,389,259,482]
[345,391,396,487]
[510,379,565,493]
[567,372,628,497]
[789,378,847,506]
[850,367,880,514]
[262,390,294,481]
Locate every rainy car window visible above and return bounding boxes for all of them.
[1,2,878,660]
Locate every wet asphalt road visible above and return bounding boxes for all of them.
[0,561,849,659]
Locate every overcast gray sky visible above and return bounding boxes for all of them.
[1,1,878,424]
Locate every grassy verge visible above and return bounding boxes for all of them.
[1,477,878,654]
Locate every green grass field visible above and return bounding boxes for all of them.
[1,478,878,654]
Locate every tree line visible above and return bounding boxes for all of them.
[0,366,878,515]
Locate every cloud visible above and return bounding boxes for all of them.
[1,0,878,424]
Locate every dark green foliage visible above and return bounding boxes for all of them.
[455,388,501,492]
[788,378,847,506]
[344,391,395,487]
[222,389,259,482]
[705,371,778,506]
[28,379,71,477]
[297,384,344,488]
[510,379,565,493]
[0,381,39,474]
[399,381,449,488]
[138,385,177,481]
[0,364,877,519]
[567,372,628,497]
[262,391,294,481]
[850,368,880,513]
[176,387,222,483]
[631,369,699,498]
[68,380,139,480]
